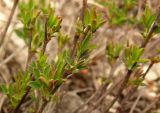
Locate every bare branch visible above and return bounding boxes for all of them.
[0,0,19,47]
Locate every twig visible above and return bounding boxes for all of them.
[141,97,159,113]
[0,95,7,112]
[36,98,48,113]
[0,0,19,47]
[129,93,142,113]
[73,78,110,113]
[26,28,33,69]
[71,25,91,58]
[82,0,87,29]
[13,87,31,113]
[73,87,93,94]
[38,73,73,113]
[142,62,154,79]
[75,69,132,113]
[73,51,120,113]
[33,18,50,113]
[71,34,79,58]
[116,62,155,113]
[42,17,49,54]
[38,84,61,113]
[103,69,133,113]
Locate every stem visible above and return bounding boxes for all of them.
[73,57,119,113]
[84,70,132,113]
[141,96,159,113]
[13,87,31,113]
[36,98,48,113]
[42,17,49,54]
[26,28,33,69]
[104,70,132,113]
[73,75,110,113]
[34,18,50,113]
[142,62,154,79]
[82,0,87,29]
[0,0,19,47]
[13,27,33,113]
[71,34,79,58]
[116,62,155,113]
[129,93,142,113]
[71,25,91,58]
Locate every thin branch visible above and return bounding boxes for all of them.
[26,28,33,69]
[38,73,73,113]
[103,70,133,113]
[0,0,19,47]
[0,95,7,112]
[82,0,87,29]
[13,87,31,113]
[141,96,159,113]
[42,17,49,54]
[142,61,154,79]
[36,98,48,113]
[73,52,120,113]
[103,60,149,113]
[32,18,50,113]
[129,93,142,113]
[116,62,155,113]
[71,34,79,58]
[71,25,91,58]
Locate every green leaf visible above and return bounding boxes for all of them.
[137,59,149,63]
[15,28,29,43]
[8,84,14,96]
[54,52,68,80]
[142,6,156,32]
[124,45,144,70]
[84,8,92,26]
[0,85,8,94]
[28,81,41,89]
[106,42,123,64]
[77,32,92,58]
[130,78,145,86]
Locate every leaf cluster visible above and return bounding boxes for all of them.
[124,45,148,70]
